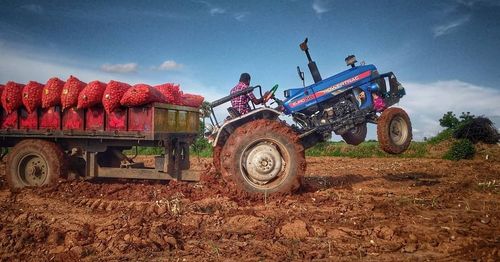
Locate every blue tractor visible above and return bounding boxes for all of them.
[207,38,412,194]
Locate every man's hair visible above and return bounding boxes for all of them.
[239,73,251,84]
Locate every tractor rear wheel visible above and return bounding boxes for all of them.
[221,119,306,194]
[377,107,412,154]
[342,123,367,145]
[7,139,66,189]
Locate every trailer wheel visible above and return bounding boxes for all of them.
[342,123,367,145]
[377,107,412,154]
[7,139,66,189]
[221,119,305,194]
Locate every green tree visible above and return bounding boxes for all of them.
[459,111,475,124]
[190,119,212,157]
[439,111,459,129]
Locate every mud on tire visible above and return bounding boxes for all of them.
[7,139,67,189]
[221,119,306,194]
[377,107,412,154]
[212,145,223,173]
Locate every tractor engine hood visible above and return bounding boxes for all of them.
[282,64,377,114]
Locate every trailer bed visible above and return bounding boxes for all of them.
[0,103,200,147]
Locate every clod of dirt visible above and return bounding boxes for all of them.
[278,220,309,240]
[402,243,418,253]
[311,225,327,237]
[373,225,395,240]
[47,230,64,245]
[224,215,265,234]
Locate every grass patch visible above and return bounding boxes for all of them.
[125,140,428,159]
[123,147,164,155]
[305,141,428,158]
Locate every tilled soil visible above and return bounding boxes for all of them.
[0,156,499,261]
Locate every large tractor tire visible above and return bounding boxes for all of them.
[377,107,412,154]
[7,139,67,189]
[221,119,306,194]
[341,123,367,145]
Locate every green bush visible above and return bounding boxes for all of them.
[190,138,213,157]
[427,128,453,145]
[443,139,475,161]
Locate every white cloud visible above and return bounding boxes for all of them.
[312,0,331,15]
[193,0,226,16]
[457,0,500,7]
[100,63,138,73]
[155,60,184,71]
[399,80,500,139]
[0,50,147,84]
[433,15,470,37]
[234,12,249,21]
[21,4,44,14]
[210,7,226,16]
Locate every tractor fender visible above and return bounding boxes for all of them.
[213,107,282,147]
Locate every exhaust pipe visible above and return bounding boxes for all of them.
[300,38,322,83]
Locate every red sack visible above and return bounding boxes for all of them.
[2,81,25,113]
[77,81,106,109]
[120,84,163,107]
[42,77,65,108]
[0,85,4,107]
[155,83,182,104]
[61,76,86,110]
[181,93,204,108]
[102,80,131,113]
[22,81,44,113]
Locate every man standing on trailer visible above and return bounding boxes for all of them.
[230,73,264,115]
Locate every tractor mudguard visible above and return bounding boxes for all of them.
[212,107,282,147]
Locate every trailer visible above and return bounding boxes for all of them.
[0,103,201,189]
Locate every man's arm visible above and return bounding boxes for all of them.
[247,92,262,104]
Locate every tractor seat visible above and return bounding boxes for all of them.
[227,107,241,118]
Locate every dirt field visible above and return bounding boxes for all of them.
[0,156,499,261]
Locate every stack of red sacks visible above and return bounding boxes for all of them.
[1,77,205,117]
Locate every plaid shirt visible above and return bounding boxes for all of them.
[230,82,257,115]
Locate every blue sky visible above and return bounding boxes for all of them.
[0,0,499,140]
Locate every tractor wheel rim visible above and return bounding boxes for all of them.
[18,153,48,186]
[241,139,287,188]
[244,142,282,182]
[389,116,408,146]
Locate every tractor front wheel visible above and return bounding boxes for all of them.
[377,107,412,154]
[342,123,367,145]
[221,119,305,194]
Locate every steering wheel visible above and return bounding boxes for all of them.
[263,84,279,103]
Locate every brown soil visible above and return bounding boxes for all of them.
[0,156,499,261]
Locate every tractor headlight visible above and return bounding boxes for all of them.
[369,82,379,92]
